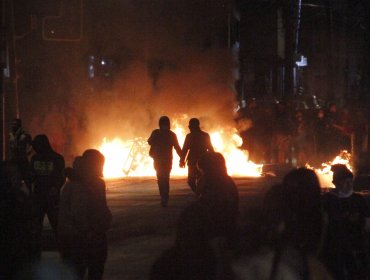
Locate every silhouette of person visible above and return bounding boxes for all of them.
[81,149,112,280]
[180,118,214,193]
[196,152,239,244]
[58,156,89,278]
[281,168,323,252]
[148,116,182,207]
[0,161,33,278]
[8,118,32,180]
[151,154,239,280]
[150,202,219,280]
[30,134,65,260]
[322,164,369,280]
[232,169,330,280]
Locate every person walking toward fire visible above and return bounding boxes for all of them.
[180,118,214,193]
[148,116,182,207]
[30,134,65,260]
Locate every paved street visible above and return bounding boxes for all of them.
[42,176,280,279]
[104,176,279,279]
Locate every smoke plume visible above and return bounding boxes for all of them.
[25,0,236,162]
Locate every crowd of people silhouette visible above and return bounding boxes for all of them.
[0,116,369,280]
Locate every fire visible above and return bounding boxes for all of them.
[306,150,352,188]
[98,125,263,179]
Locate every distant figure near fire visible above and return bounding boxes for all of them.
[148,116,182,207]
[8,118,32,180]
[180,118,214,193]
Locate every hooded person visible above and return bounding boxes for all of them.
[30,134,65,260]
[58,156,89,278]
[322,164,369,280]
[180,118,214,193]
[80,149,112,280]
[148,116,182,207]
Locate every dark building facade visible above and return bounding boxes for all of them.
[233,0,370,108]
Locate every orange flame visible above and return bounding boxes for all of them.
[306,150,352,188]
[98,125,263,179]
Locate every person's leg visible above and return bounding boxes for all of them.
[87,237,107,280]
[187,165,198,193]
[60,236,87,279]
[46,201,59,235]
[31,194,47,261]
[155,163,171,207]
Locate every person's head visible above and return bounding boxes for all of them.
[158,116,170,130]
[331,164,353,195]
[11,118,22,133]
[32,134,53,154]
[278,168,322,249]
[282,168,321,212]
[197,152,227,177]
[82,149,105,179]
[188,118,200,132]
[65,156,84,180]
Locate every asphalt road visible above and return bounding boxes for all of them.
[41,175,280,280]
[104,176,279,279]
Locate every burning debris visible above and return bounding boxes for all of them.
[306,150,352,188]
[98,120,263,179]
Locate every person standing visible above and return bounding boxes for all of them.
[58,156,89,278]
[8,118,32,180]
[30,134,65,260]
[80,149,112,280]
[0,161,33,278]
[322,164,369,280]
[196,152,239,247]
[148,116,182,207]
[180,118,214,193]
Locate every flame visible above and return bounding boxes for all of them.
[98,124,263,179]
[306,150,352,188]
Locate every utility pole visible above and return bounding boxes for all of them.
[1,0,6,160]
[10,0,20,118]
[282,0,295,100]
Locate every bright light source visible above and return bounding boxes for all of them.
[101,60,106,65]
[296,55,308,67]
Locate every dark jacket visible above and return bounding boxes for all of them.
[30,135,65,194]
[148,129,181,164]
[181,130,214,166]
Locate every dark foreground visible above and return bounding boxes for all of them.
[41,176,279,280]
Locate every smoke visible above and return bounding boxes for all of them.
[25,0,236,162]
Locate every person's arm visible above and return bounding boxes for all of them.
[57,156,66,189]
[148,130,157,146]
[88,180,112,234]
[206,133,214,152]
[180,135,190,167]
[172,133,182,158]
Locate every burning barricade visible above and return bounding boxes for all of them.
[98,124,263,179]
